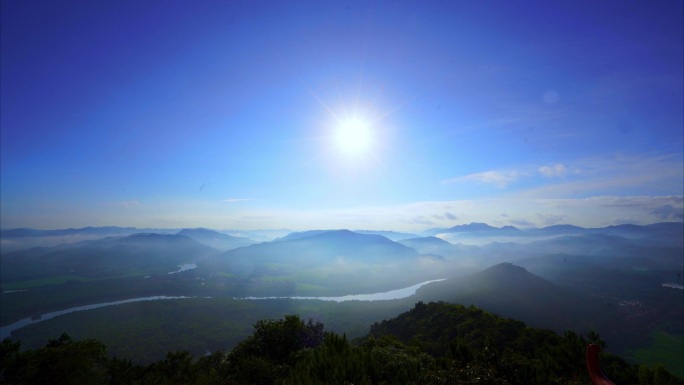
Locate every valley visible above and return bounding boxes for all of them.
[1,223,682,377]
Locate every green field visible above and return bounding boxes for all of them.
[1,270,152,291]
[628,329,684,378]
[2,275,93,290]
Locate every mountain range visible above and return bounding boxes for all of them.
[176,228,256,251]
[200,229,420,276]
[1,222,682,376]
[0,233,219,283]
[423,221,683,244]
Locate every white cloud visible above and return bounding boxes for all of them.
[407,216,435,226]
[538,164,568,177]
[535,213,567,225]
[518,152,683,198]
[651,204,684,221]
[196,195,683,231]
[443,170,520,188]
[8,194,681,232]
[432,212,458,221]
[510,218,535,227]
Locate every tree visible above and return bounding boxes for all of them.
[225,315,324,385]
[1,333,108,385]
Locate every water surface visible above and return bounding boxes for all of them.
[0,296,191,340]
[0,279,445,340]
[241,279,445,302]
[168,264,198,274]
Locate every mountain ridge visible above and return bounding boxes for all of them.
[416,262,605,332]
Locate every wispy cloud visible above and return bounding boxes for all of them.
[224,195,683,231]
[443,170,520,188]
[33,194,681,232]
[535,213,567,226]
[650,204,684,221]
[538,163,580,177]
[406,216,436,226]
[432,212,458,221]
[443,162,584,190]
[517,152,683,198]
[510,218,534,227]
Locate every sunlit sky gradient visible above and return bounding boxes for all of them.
[1,1,682,231]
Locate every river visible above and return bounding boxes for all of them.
[240,279,446,302]
[168,264,198,274]
[0,279,444,340]
[0,296,191,340]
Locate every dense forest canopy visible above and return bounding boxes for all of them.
[2,302,682,385]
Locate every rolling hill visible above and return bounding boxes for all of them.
[176,228,256,251]
[415,262,610,333]
[203,230,420,271]
[0,233,219,283]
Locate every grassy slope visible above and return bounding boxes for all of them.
[627,328,684,378]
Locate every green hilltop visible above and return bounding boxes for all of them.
[2,302,682,385]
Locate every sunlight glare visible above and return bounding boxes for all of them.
[335,119,372,155]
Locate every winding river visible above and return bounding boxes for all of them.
[0,279,444,340]
[239,279,446,302]
[0,296,191,340]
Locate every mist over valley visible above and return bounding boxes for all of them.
[2,1,682,382]
[1,222,682,377]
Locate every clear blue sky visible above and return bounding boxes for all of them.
[1,0,682,230]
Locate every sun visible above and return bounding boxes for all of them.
[335,118,372,155]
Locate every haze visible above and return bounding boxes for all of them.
[1,2,683,381]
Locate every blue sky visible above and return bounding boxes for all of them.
[1,0,682,230]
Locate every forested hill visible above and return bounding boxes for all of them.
[2,302,682,385]
[414,263,604,333]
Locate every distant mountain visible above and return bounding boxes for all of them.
[530,222,684,246]
[177,228,256,251]
[423,223,521,237]
[0,226,178,238]
[531,224,587,235]
[0,226,183,253]
[596,223,650,234]
[415,263,606,332]
[645,222,684,231]
[526,233,683,262]
[418,222,683,246]
[277,229,419,243]
[353,230,419,241]
[523,233,635,256]
[590,222,684,247]
[219,229,292,243]
[276,230,332,242]
[515,249,681,300]
[398,236,480,258]
[1,227,130,238]
[448,231,683,270]
[0,233,219,283]
[201,230,421,275]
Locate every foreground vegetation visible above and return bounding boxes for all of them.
[2,302,682,385]
[627,326,684,378]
